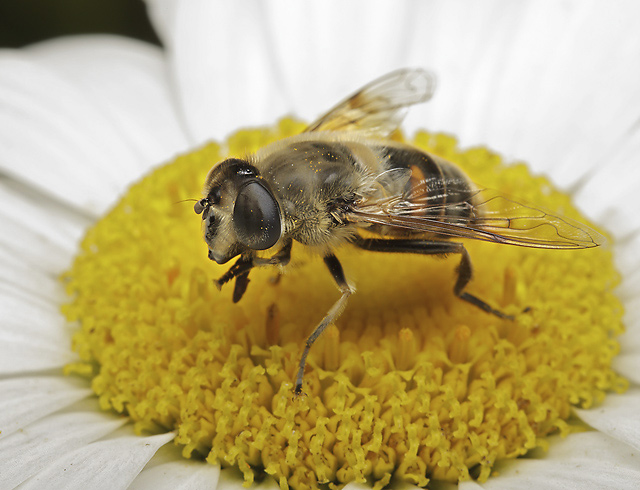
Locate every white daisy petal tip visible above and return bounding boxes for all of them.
[18,431,175,490]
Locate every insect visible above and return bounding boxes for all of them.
[195,68,602,395]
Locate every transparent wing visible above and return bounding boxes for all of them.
[304,68,436,137]
[350,176,604,249]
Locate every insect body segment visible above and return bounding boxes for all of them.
[196,69,603,395]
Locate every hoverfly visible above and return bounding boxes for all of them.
[195,69,602,395]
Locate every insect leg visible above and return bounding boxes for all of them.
[295,254,354,395]
[214,239,293,303]
[352,236,513,320]
[232,267,251,304]
[454,246,513,319]
[214,255,253,291]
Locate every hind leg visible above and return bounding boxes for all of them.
[353,236,512,319]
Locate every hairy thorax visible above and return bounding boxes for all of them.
[252,135,382,248]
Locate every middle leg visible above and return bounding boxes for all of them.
[295,253,354,395]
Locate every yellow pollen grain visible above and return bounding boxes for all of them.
[397,328,417,370]
[448,325,471,364]
[321,324,341,372]
[62,118,626,490]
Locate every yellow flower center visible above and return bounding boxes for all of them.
[62,119,626,489]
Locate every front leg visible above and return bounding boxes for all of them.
[295,254,354,395]
[214,239,292,303]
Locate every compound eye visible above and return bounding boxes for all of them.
[233,180,281,250]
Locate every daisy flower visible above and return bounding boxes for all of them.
[1,1,640,489]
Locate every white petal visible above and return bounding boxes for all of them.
[573,132,640,241]
[158,0,429,143]
[0,213,75,278]
[402,0,522,139]
[0,36,185,216]
[145,0,179,46]
[0,178,89,274]
[403,1,640,189]
[614,355,640,386]
[157,0,289,143]
[129,460,220,490]
[620,287,640,333]
[28,35,192,166]
[342,484,371,490]
[616,301,640,381]
[19,432,175,490]
[615,235,640,293]
[130,440,185,469]
[0,256,63,305]
[256,0,415,119]
[0,54,126,215]
[478,432,640,490]
[574,390,640,453]
[0,292,79,373]
[624,260,640,297]
[0,376,91,439]
[0,411,125,489]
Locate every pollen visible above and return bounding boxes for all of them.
[62,119,625,489]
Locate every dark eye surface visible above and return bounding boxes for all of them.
[233,181,281,250]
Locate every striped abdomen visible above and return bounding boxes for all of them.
[375,145,477,237]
